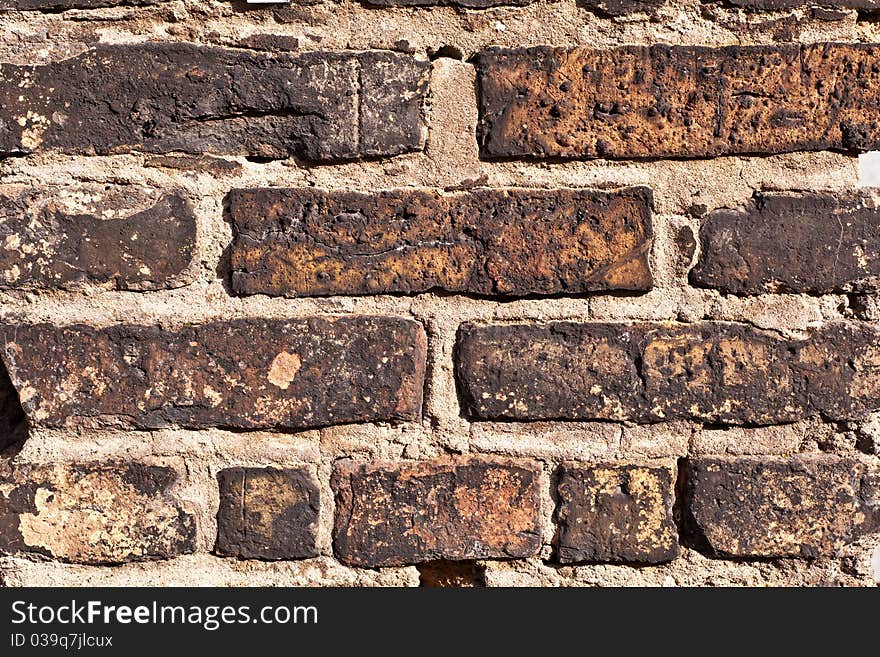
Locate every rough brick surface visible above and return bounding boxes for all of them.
[0,186,195,290]
[0,0,163,8]
[476,44,880,160]
[0,463,195,564]
[684,456,873,558]
[579,0,665,15]
[363,0,533,5]
[0,317,426,430]
[332,457,542,567]
[690,192,880,295]
[456,322,880,425]
[555,463,678,564]
[228,187,653,297]
[726,0,879,8]
[0,44,428,160]
[215,468,320,560]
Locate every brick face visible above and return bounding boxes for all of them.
[683,456,873,558]
[476,44,880,160]
[0,186,195,291]
[0,317,426,430]
[215,468,320,560]
[690,192,880,295]
[0,45,428,160]
[456,321,880,425]
[555,463,678,564]
[227,187,653,297]
[332,457,542,567]
[0,463,195,564]
[0,0,162,7]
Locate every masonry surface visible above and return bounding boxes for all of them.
[0,0,879,588]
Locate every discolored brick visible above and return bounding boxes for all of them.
[726,0,878,8]
[228,187,653,297]
[690,191,880,295]
[0,0,163,8]
[475,44,880,161]
[456,321,880,425]
[0,462,195,564]
[215,467,319,560]
[361,0,534,5]
[684,456,875,558]
[0,317,426,430]
[332,457,542,567]
[556,463,678,564]
[0,44,428,160]
[578,0,665,15]
[0,185,195,291]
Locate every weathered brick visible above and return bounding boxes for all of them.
[691,192,880,295]
[456,322,880,425]
[0,0,163,8]
[555,463,678,564]
[726,0,878,8]
[228,187,653,297]
[0,44,428,160]
[0,317,426,430]
[0,462,195,564]
[476,44,880,160]
[684,456,874,558]
[332,457,541,567]
[215,467,319,560]
[0,185,195,291]
[362,0,533,5]
[578,0,665,15]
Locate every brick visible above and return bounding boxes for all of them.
[215,467,319,560]
[578,0,665,15]
[690,192,880,295]
[0,363,25,452]
[475,44,880,160]
[684,456,874,558]
[0,44,428,160]
[0,463,195,564]
[0,0,162,7]
[332,457,541,567]
[726,0,877,8]
[0,317,426,430]
[0,185,195,291]
[228,187,653,297]
[456,321,880,425]
[555,463,678,564]
[363,0,533,5]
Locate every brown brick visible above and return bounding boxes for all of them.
[215,467,319,560]
[456,321,880,425]
[556,463,678,564]
[727,0,877,8]
[476,44,880,160]
[332,457,542,567]
[578,0,665,15]
[0,462,195,564]
[684,456,874,558]
[228,187,653,297]
[0,0,163,7]
[0,44,428,160]
[691,192,880,295]
[0,317,426,430]
[362,0,533,5]
[0,185,195,291]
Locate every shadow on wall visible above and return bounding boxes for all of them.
[0,359,27,458]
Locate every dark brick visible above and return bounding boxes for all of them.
[727,0,878,8]
[690,192,880,295]
[556,463,678,564]
[475,44,880,160]
[579,0,665,15]
[0,185,195,291]
[0,0,163,8]
[684,456,873,558]
[215,467,319,560]
[332,457,542,567]
[228,187,653,297]
[0,317,426,430]
[0,462,195,564]
[0,44,428,160]
[456,321,880,425]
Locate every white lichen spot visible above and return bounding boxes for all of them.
[267,351,302,390]
[202,385,223,407]
[4,234,21,251]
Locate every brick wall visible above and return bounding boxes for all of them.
[1,0,879,588]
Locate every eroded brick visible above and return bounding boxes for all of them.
[0,317,426,430]
[0,44,428,160]
[476,44,880,160]
[0,0,163,8]
[228,187,653,297]
[332,457,541,567]
[579,0,665,15]
[0,185,195,290]
[215,467,319,560]
[0,462,195,564]
[456,321,880,425]
[690,192,880,295]
[684,456,874,558]
[556,463,678,564]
